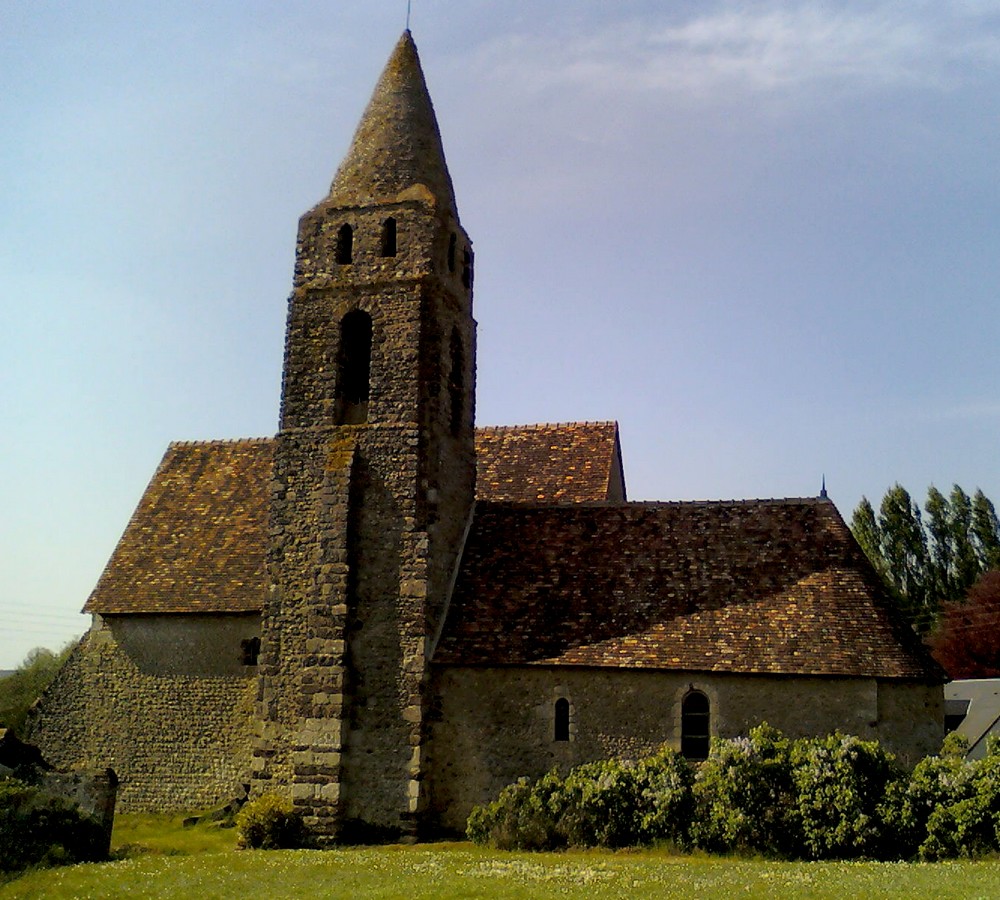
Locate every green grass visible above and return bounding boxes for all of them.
[110,810,239,857]
[2,842,1000,899]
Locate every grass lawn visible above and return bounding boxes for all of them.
[1,815,999,899]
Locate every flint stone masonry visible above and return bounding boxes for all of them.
[252,32,476,842]
[26,617,256,811]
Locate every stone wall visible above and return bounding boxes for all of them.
[426,665,943,834]
[26,614,257,811]
[259,162,475,841]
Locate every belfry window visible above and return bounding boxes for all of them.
[681,690,710,760]
[380,217,397,257]
[448,327,464,435]
[554,698,570,742]
[335,309,372,424]
[461,248,473,289]
[336,223,354,264]
[447,233,457,273]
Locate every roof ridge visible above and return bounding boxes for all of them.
[168,437,274,449]
[476,496,832,510]
[476,421,617,432]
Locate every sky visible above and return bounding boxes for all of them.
[2,1,999,669]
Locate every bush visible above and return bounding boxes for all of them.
[466,770,566,850]
[691,724,797,858]
[467,748,695,851]
[0,777,107,873]
[889,731,973,859]
[554,758,645,849]
[904,734,1000,860]
[235,793,306,850]
[467,728,1000,861]
[632,745,696,848]
[790,732,901,860]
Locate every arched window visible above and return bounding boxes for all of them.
[448,327,464,435]
[335,223,353,265]
[681,690,710,760]
[554,697,570,742]
[461,247,473,289]
[447,233,457,273]
[380,217,397,257]
[335,310,372,424]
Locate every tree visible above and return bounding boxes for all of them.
[0,644,73,736]
[850,498,886,582]
[930,570,1000,679]
[850,484,1000,634]
[878,485,931,630]
[972,490,1000,570]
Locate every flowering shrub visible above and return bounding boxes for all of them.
[790,732,901,860]
[901,734,1000,860]
[235,793,306,850]
[468,728,1000,860]
[467,749,694,850]
[691,724,797,857]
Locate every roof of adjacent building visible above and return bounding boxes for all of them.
[944,679,1000,757]
[434,499,942,680]
[475,422,625,503]
[83,423,620,615]
[83,439,273,615]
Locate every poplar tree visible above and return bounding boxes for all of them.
[850,483,1000,633]
[878,485,931,630]
[972,490,1000,569]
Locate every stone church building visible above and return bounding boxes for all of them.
[28,33,943,841]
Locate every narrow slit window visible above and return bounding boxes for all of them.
[380,217,397,257]
[448,327,464,435]
[336,223,354,264]
[461,248,473,289]
[447,233,457,273]
[554,697,570,742]
[681,691,710,760]
[335,309,372,424]
[240,637,260,667]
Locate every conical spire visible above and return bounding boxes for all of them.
[328,31,457,215]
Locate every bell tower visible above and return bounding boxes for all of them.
[252,31,476,842]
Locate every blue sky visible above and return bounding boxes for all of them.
[2,1,999,669]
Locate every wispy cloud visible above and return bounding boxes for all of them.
[468,2,1000,101]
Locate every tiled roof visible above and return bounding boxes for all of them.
[84,423,616,615]
[475,422,623,503]
[83,440,273,614]
[434,499,942,680]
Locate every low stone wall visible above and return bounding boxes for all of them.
[26,615,258,811]
[427,665,943,834]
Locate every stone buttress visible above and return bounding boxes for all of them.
[250,32,476,842]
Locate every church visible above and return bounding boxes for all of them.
[27,32,943,842]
